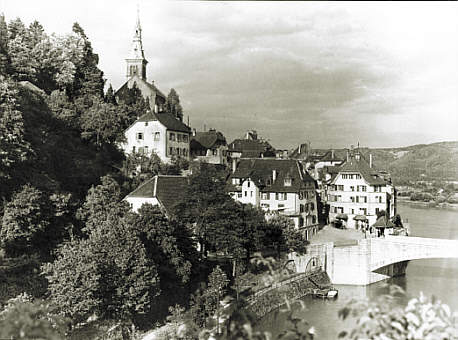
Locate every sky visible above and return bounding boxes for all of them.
[1,1,457,149]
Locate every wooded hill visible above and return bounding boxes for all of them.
[312,141,458,184]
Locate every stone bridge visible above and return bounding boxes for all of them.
[291,236,458,285]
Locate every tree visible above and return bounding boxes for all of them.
[76,175,128,235]
[105,83,117,104]
[0,77,32,180]
[206,265,229,334]
[172,165,231,258]
[80,98,123,146]
[42,211,160,326]
[0,13,10,76]
[0,293,67,340]
[1,185,51,257]
[166,88,183,121]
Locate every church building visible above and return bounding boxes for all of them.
[115,12,167,110]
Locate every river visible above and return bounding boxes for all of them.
[256,203,458,339]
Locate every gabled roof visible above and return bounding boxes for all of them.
[319,150,344,163]
[130,111,191,133]
[228,138,276,158]
[191,130,227,150]
[334,156,387,186]
[229,159,315,193]
[126,175,188,214]
[116,76,166,101]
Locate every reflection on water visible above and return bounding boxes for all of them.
[256,203,458,339]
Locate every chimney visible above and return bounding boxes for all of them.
[272,169,277,182]
[369,154,373,168]
[299,144,302,154]
[154,104,158,113]
[232,158,237,173]
[331,149,335,159]
[192,128,196,136]
[346,150,349,162]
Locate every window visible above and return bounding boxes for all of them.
[374,186,381,192]
[237,193,242,198]
[375,208,380,215]
[351,196,355,203]
[232,178,240,185]
[299,216,304,227]
[337,185,344,191]
[363,196,367,203]
[278,193,287,200]
[378,196,382,203]
[144,146,149,154]
[299,191,304,200]
[132,146,136,153]
[261,193,269,200]
[361,186,367,192]
[212,149,218,156]
[136,132,143,140]
[356,174,362,179]
[169,147,173,155]
[154,132,160,141]
[145,122,148,126]
[244,191,247,197]
[247,181,251,188]
[261,203,269,209]
[310,202,315,211]
[312,216,316,224]
[183,148,187,156]
[300,204,305,213]
[351,209,355,214]
[177,134,182,142]
[183,135,189,142]
[284,178,292,186]
[278,204,285,208]
[350,186,355,191]
[169,133,176,141]
[177,148,181,156]
[138,147,144,154]
[360,208,367,215]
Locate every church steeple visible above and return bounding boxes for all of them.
[126,7,148,80]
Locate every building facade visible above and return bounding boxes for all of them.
[228,159,319,239]
[328,151,396,229]
[122,110,191,163]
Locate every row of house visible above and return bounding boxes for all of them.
[118,11,396,240]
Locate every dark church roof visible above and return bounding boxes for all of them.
[116,77,166,102]
[126,175,188,214]
[133,111,191,133]
[229,159,315,193]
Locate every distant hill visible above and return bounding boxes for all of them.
[310,141,458,183]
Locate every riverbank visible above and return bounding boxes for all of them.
[247,270,331,320]
[397,197,458,211]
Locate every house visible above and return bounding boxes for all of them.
[190,129,228,165]
[328,149,396,229]
[124,175,188,215]
[228,130,276,159]
[121,108,191,163]
[227,159,319,239]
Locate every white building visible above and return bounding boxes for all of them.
[228,159,319,239]
[121,110,191,163]
[328,151,396,229]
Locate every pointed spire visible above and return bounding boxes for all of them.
[126,4,148,80]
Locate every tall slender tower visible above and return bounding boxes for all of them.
[126,8,148,80]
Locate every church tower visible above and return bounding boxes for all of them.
[126,9,148,80]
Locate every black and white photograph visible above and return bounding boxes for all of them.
[0,1,457,339]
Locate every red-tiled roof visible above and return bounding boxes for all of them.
[229,159,315,193]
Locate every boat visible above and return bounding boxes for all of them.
[327,289,338,299]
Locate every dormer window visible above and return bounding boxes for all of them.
[284,177,292,186]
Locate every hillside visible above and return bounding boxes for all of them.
[311,141,458,183]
